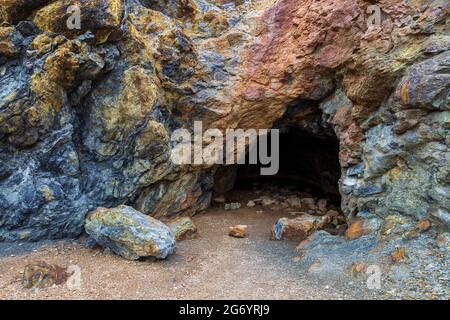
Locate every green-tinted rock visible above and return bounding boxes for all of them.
[85,205,176,260]
[169,217,197,241]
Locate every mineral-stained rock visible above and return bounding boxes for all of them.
[33,0,124,39]
[229,225,247,238]
[349,262,368,278]
[272,215,331,241]
[169,217,197,241]
[22,261,69,290]
[0,0,448,245]
[345,220,368,241]
[0,0,52,24]
[415,220,432,232]
[344,218,383,241]
[0,26,21,57]
[224,202,241,210]
[85,205,176,260]
[391,247,407,264]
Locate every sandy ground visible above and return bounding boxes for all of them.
[0,206,371,300]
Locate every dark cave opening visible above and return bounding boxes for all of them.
[214,125,342,207]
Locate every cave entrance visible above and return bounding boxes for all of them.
[213,125,342,210]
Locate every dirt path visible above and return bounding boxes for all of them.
[0,206,374,300]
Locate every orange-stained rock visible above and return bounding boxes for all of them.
[0,0,448,245]
[391,247,407,263]
[229,225,247,238]
[22,261,69,290]
[345,220,371,241]
[416,219,431,232]
[272,215,331,241]
[169,217,198,241]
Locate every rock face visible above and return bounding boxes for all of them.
[0,0,449,241]
[85,205,176,260]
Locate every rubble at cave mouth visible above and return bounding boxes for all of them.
[212,124,346,237]
[233,125,342,205]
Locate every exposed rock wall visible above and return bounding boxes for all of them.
[0,0,448,241]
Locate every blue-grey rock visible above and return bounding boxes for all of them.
[85,205,176,260]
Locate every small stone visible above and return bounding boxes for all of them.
[271,215,330,241]
[301,198,317,210]
[224,202,241,210]
[391,247,407,263]
[317,199,327,212]
[213,196,226,204]
[229,225,247,238]
[325,209,340,218]
[261,196,276,207]
[23,261,69,290]
[349,262,368,277]
[252,199,262,205]
[345,219,372,240]
[169,217,197,241]
[246,200,256,207]
[416,219,431,232]
[308,261,322,274]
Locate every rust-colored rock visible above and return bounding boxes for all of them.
[349,262,368,277]
[22,261,69,290]
[391,247,407,263]
[229,225,247,238]
[272,215,330,241]
[0,0,448,247]
[415,219,431,232]
[345,219,373,241]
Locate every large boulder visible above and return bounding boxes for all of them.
[85,205,176,260]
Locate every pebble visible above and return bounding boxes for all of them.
[225,203,241,210]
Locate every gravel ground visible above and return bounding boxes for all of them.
[0,206,371,300]
[0,205,447,300]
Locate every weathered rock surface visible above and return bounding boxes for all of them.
[22,261,69,290]
[272,215,331,241]
[0,0,448,243]
[85,205,176,260]
[169,216,197,241]
[229,224,247,238]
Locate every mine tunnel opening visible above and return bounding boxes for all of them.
[236,126,341,204]
[213,124,343,209]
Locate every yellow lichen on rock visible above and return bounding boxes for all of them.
[33,0,124,38]
[102,67,159,137]
[0,26,19,57]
